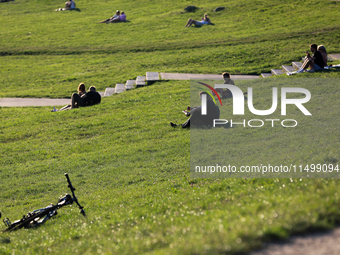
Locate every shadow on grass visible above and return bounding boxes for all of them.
[70,8,81,12]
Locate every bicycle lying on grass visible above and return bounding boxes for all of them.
[1,173,85,232]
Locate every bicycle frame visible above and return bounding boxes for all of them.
[1,173,85,232]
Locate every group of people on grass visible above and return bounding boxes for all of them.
[100,10,127,23]
[53,83,101,111]
[55,4,212,27]
[171,42,333,128]
[287,44,329,75]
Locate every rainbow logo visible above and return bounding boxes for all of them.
[196,82,223,106]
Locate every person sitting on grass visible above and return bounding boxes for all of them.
[170,91,220,128]
[215,72,235,99]
[318,45,328,67]
[107,11,126,23]
[65,0,76,10]
[56,0,76,11]
[53,82,87,111]
[78,83,86,97]
[287,44,325,75]
[100,10,120,23]
[185,13,211,27]
[55,85,101,111]
[71,86,101,109]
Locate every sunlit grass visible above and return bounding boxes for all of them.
[1,0,340,254]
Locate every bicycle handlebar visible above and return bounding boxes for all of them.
[64,173,86,216]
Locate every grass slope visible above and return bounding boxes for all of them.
[1,0,340,98]
[1,80,340,254]
[1,0,340,254]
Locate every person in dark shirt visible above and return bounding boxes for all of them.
[83,86,101,106]
[287,44,324,75]
[215,72,235,99]
[170,91,220,128]
[71,86,101,108]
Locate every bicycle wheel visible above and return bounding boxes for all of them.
[3,205,58,232]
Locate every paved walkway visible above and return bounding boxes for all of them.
[0,98,70,107]
[0,73,260,107]
[249,228,340,255]
[329,54,340,60]
[160,73,259,80]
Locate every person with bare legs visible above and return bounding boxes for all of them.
[287,44,325,75]
[185,14,211,27]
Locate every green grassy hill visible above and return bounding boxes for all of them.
[1,79,340,254]
[1,0,340,98]
[1,0,340,254]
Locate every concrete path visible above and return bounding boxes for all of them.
[0,98,70,107]
[249,228,340,255]
[329,54,340,60]
[0,73,259,107]
[160,73,259,80]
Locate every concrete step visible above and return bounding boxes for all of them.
[261,73,272,78]
[98,92,105,97]
[292,62,303,69]
[282,65,295,73]
[115,83,126,94]
[271,69,284,75]
[104,87,115,97]
[146,72,159,84]
[125,80,136,90]
[136,76,146,87]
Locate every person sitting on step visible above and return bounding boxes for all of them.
[287,44,325,75]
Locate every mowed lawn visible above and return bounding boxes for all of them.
[1,0,340,98]
[1,0,340,254]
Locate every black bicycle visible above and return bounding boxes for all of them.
[1,173,85,232]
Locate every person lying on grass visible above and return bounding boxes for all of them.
[55,0,76,11]
[109,11,126,23]
[170,91,220,128]
[100,10,120,23]
[185,13,211,27]
[100,11,126,23]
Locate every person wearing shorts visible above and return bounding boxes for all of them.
[287,44,325,75]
